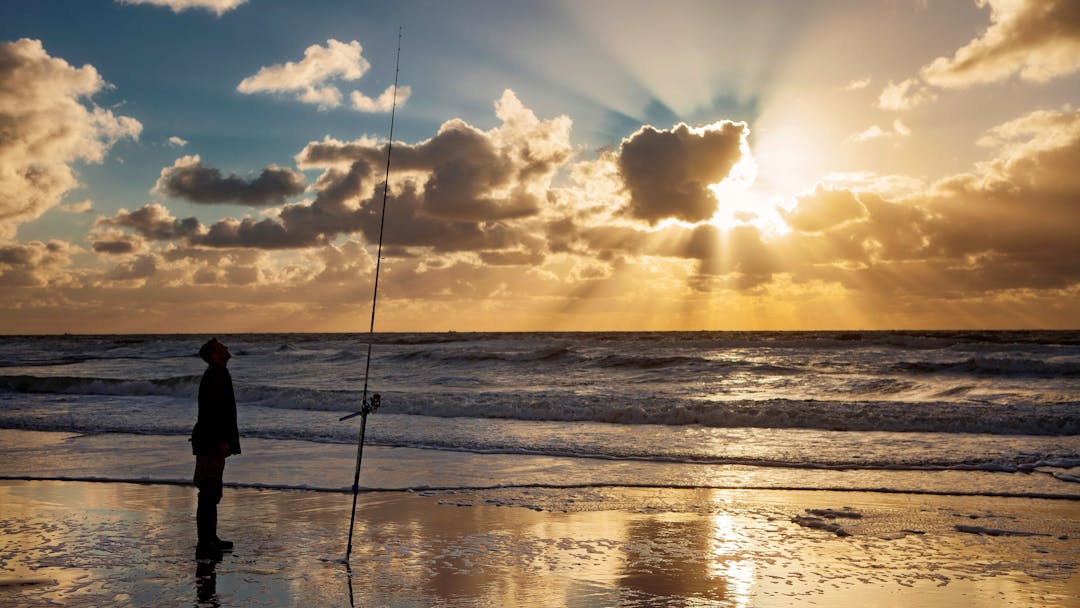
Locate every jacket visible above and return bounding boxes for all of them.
[191,364,242,456]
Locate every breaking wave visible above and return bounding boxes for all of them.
[0,374,200,398]
[1,371,1076,436]
[895,357,1080,378]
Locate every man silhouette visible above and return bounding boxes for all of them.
[192,337,241,560]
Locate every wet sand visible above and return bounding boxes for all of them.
[1,480,1077,607]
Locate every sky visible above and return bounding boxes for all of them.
[1,0,1079,333]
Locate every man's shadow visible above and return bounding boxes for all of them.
[195,558,220,607]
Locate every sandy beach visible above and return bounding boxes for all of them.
[0,329,1077,607]
[2,478,1077,607]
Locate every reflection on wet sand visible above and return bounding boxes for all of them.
[1,481,1077,607]
[618,514,743,605]
[195,559,218,607]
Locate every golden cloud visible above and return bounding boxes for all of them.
[876,78,936,111]
[116,0,247,16]
[7,80,1078,330]
[0,39,141,240]
[779,106,1080,294]
[921,0,1080,87]
[0,240,76,287]
[237,39,405,113]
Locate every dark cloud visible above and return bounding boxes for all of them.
[190,159,378,249]
[617,122,746,224]
[479,249,546,266]
[0,240,73,287]
[160,246,261,265]
[0,245,39,266]
[394,120,543,221]
[194,215,324,249]
[105,254,157,281]
[154,155,306,206]
[295,136,382,167]
[192,264,260,286]
[92,240,137,254]
[354,182,531,252]
[97,203,202,240]
[198,89,572,251]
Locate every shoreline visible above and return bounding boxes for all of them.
[2,429,1077,501]
[2,479,1078,606]
[3,329,1078,336]
[2,474,1078,502]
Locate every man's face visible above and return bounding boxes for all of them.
[212,342,231,366]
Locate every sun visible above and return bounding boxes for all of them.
[706,138,790,235]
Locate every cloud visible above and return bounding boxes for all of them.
[184,89,572,250]
[0,240,75,287]
[876,78,937,111]
[93,241,134,254]
[195,214,320,249]
[92,232,144,255]
[819,172,928,199]
[97,203,203,240]
[237,39,403,112]
[850,119,912,142]
[237,39,368,109]
[167,136,188,147]
[59,89,1080,332]
[153,155,306,206]
[851,126,887,143]
[0,39,141,240]
[921,0,1080,87]
[870,1,1078,115]
[90,91,571,256]
[308,240,375,284]
[617,121,747,224]
[60,199,95,213]
[104,254,159,282]
[780,186,868,233]
[975,104,1080,155]
[115,0,247,16]
[554,105,1080,297]
[157,246,268,286]
[351,85,411,113]
[776,106,1080,293]
[842,77,871,91]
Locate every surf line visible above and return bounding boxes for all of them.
[337,27,403,566]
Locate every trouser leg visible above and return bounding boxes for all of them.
[194,455,226,547]
[196,480,222,545]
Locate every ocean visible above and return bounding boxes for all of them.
[1,331,1078,499]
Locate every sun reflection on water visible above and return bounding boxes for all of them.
[707,509,757,608]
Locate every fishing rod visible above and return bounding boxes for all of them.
[339,26,402,566]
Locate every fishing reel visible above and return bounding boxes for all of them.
[339,393,381,421]
[362,393,381,416]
